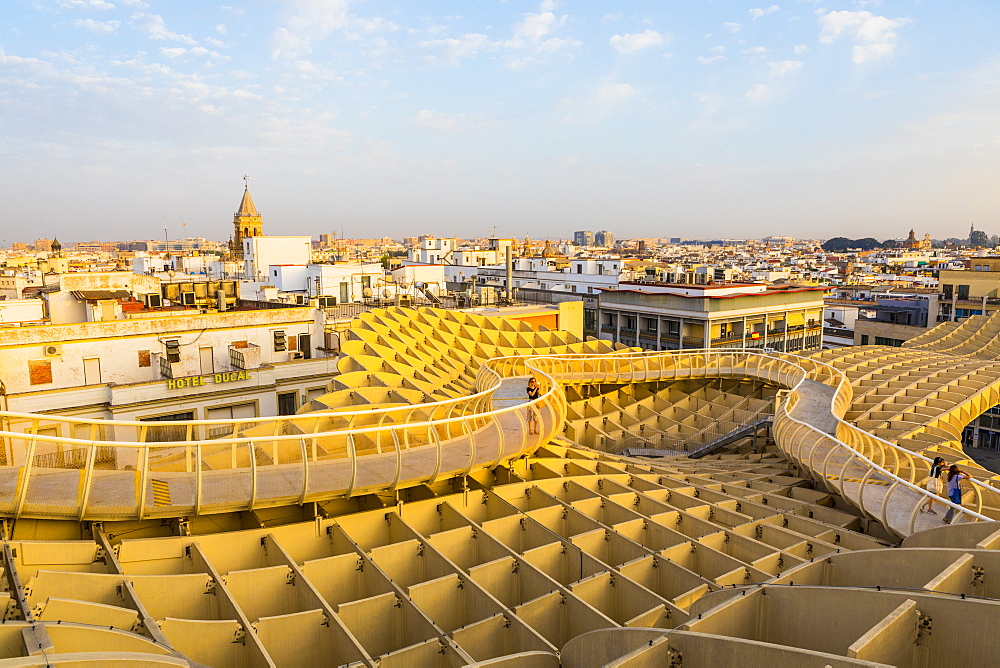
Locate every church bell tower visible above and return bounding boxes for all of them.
[230,176,263,260]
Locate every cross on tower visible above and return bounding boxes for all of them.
[243,173,250,189]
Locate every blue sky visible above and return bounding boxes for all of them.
[2,1,999,242]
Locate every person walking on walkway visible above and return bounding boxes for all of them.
[526,377,541,435]
[921,456,946,515]
[942,465,972,524]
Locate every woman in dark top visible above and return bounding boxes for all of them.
[943,464,972,524]
[526,377,540,435]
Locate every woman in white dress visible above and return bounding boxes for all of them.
[920,456,946,515]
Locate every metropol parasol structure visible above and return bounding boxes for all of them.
[0,306,997,666]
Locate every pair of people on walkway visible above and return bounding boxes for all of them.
[922,456,972,523]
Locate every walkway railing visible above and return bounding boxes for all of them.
[0,349,996,535]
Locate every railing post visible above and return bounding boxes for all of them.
[389,429,403,492]
[137,444,150,520]
[195,442,203,515]
[345,433,358,497]
[76,442,98,520]
[248,439,257,510]
[298,437,309,505]
[13,436,37,520]
[426,425,443,487]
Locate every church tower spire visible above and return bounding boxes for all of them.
[230,175,263,260]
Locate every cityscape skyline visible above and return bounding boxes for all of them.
[3,1,1000,240]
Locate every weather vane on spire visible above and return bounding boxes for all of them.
[243,173,250,189]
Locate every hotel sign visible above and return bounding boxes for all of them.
[167,370,252,389]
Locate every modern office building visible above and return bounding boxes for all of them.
[595,229,614,247]
[573,230,595,247]
[593,281,826,352]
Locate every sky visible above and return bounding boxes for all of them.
[2,1,1000,243]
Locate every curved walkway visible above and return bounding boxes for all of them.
[0,348,997,537]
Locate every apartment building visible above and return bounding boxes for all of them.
[477,257,626,297]
[938,259,1000,322]
[0,308,337,425]
[592,282,825,352]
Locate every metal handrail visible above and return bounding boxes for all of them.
[0,348,996,529]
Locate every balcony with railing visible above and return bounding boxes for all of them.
[229,343,262,370]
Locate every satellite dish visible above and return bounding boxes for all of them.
[382,288,391,298]
[363,287,373,298]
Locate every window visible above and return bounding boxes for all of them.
[138,350,151,367]
[278,392,298,415]
[273,330,287,352]
[28,359,52,385]
[140,411,195,442]
[942,284,953,299]
[571,285,577,292]
[164,339,181,363]
[860,335,869,345]
[874,336,904,347]
[958,284,970,300]
[576,264,582,274]
[207,403,257,420]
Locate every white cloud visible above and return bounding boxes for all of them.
[697,55,724,65]
[505,1,575,52]
[746,83,769,100]
[749,6,780,20]
[818,10,910,64]
[160,46,229,61]
[723,22,742,33]
[134,13,196,45]
[418,2,578,69]
[793,43,809,54]
[594,82,637,105]
[501,2,581,68]
[58,0,115,10]
[215,24,228,36]
[742,46,768,56]
[693,91,722,116]
[419,33,500,64]
[270,0,351,58]
[768,59,802,76]
[609,29,665,54]
[73,18,120,33]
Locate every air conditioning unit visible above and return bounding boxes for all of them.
[273,330,287,352]
[181,292,196,306]
[145,293,162,308]
[295,294,308,305]
[43,344,62,357]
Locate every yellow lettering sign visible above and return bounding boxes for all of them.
[167,371,252,389]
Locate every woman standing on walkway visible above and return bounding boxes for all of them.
[921,456,946,515]
[943,465,972,524]
[526,377,541,435]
